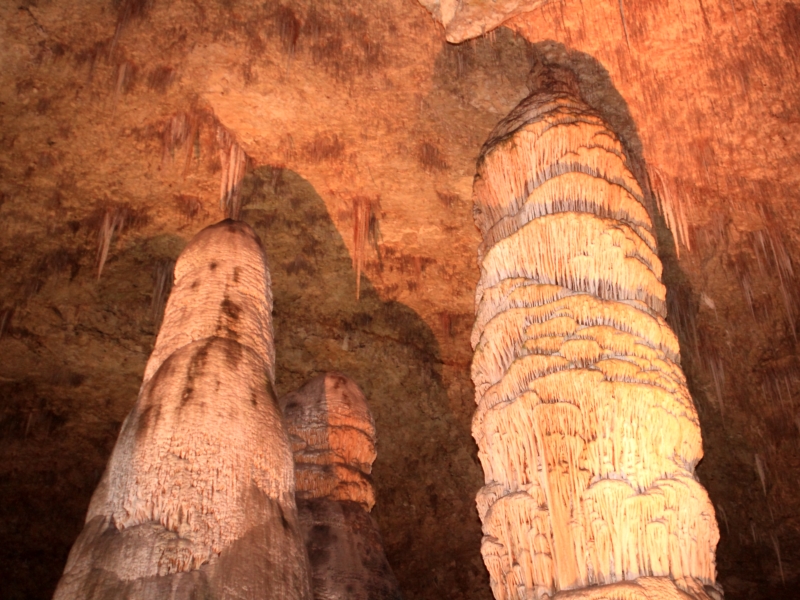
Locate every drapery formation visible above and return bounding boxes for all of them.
[281,373,403,600]
[471,66,721,600]
[54,220,311,600]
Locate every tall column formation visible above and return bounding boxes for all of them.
[54,220,312,600]
[471,65,721,600]
[280,373,403,600]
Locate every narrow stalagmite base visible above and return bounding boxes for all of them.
[551,577,722,600]
[53,220,312,600]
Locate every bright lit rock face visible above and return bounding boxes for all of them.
[417,0,547,43]
[471,66,721,600]
[280,373,403,600]
[53,220,312,600]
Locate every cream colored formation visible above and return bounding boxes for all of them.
[471,66,721,600]
[54,220,311,599]
[281,373,403,600]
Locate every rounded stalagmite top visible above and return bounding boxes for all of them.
[143,219,275,386]
[280,373,378,510]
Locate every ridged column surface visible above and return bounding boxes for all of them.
[54,220,312,600]
[471,67,721,600]
[281,373,403,600]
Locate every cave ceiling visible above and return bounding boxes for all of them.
[1,0,799,599]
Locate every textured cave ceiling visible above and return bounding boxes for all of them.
[1,0,800,599]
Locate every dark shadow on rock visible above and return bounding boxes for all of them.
[238,166,488,600]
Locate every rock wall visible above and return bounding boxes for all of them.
[53,220,311,600]
[471,66,720,599]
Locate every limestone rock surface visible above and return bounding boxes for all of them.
[2,0,800,597]
[417,0,547,43]
[53,220,312,600]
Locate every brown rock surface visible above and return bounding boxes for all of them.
[0,0,799,599]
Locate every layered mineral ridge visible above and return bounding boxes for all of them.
[470,66,722,600]
[281,373,403,600]
[53,220,312,600]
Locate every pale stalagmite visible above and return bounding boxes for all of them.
[53,220,312,600]
[471,65,722,600]
[280,373,403,600]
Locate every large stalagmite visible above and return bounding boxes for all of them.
[53,220,312,600]
[471,65,722,600]
[280,373,403,600]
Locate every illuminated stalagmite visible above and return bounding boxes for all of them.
[471,65,721,600]
[53,220,312,600]
[280,373,403,600]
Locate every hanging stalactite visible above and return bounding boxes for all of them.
[471,63,722,600]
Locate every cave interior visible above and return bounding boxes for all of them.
[2,0,800,599]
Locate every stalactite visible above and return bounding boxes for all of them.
[53,220,312,600]
[162,111,197,173]
[217,127,248,220]
[755,453,767,497]
[151,259,175,326]
[280,373,403,600]
[353,197,373,300]
[770,534,785,585]
[471,64,721,600]
[96,206,127,279]
[649,166,691,258]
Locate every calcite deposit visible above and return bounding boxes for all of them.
[53,220,311,600]
[281,373,403,600]
[471,65,720,600]
[3,0,800,597]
